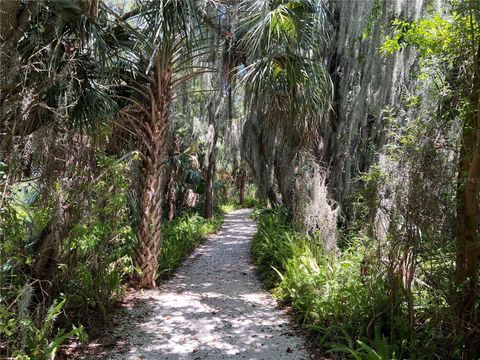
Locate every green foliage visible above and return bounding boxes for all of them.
[20,298,87,360]
[253,210,382,326]
[252,209,297,287]
[218,193,262,214]
[380,15,453,59]
[344,165,387,239]
[241,184,263,209]
[277,244,382,328]
[1,149,231,357]
[219,201,240,214]
[58,153,136,322]
[252,209,464,358]
[242,195,261,208]
[0,295,86,360]
[238,0,332,139]
[376,7,478,356]
[331,335,407,360]
[0,153,135,357]
[14,0,126,133]
[380,6,478,89]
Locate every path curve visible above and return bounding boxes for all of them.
[94,209,310,359]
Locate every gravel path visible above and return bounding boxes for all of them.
[94,209,311,360]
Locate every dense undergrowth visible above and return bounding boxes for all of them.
[0,156,243,359]
[252,209,471,359]
[0,210,224,359]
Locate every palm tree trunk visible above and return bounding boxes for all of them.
[78,0,99,18]
[135,150,165,288]
[134,62,172,288]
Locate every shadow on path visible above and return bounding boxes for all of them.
[84,209,311,360]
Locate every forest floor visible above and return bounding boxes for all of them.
[75,209,313,360]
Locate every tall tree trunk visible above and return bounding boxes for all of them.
[134,61,172,288]
[455,41,480,325]
[1,0,39,137]
[167,166,177,222]
[234,167,247,205]
[181,80,188,115]
[239,186,245,204]
[167,137,180,221]
[204,149,217,218]
[204,99,218,219]
[78,0,99,18]
[204,9,232,218]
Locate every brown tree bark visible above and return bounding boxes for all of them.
[166,166,177,222]
[455,40,480,325]
[204,99,218,219]
[78,0,99,18]
[239,182,245,205]
[204,151,216,219]
[134,60,172,289]
[234,167,247,205]
[167,137,180,222]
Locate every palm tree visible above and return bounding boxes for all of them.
[238,0,331,125]
[119,0,211,288]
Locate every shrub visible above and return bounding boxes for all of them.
[0,153,135,357]
[251,209,417,357]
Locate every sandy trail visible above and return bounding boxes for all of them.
[92,209,310,360]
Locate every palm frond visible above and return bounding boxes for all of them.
[237,0,332,140]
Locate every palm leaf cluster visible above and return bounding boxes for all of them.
[237,0,332,141]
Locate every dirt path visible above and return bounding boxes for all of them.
[88,209,311,359]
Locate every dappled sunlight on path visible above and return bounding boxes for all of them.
[89,209,310,360]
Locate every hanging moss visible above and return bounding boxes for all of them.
[361,0,385,40]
